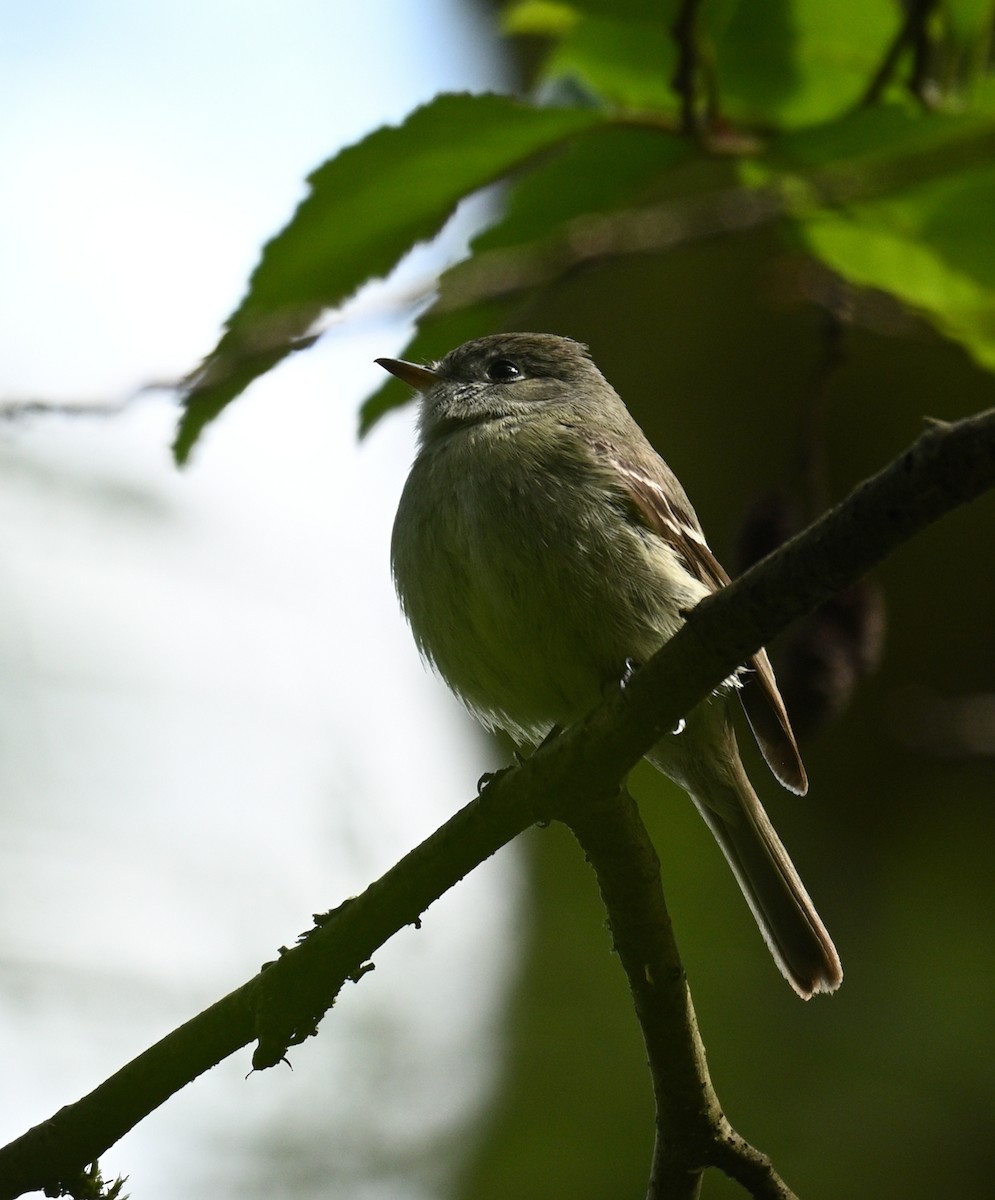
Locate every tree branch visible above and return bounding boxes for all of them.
[566,789,800,1199]
[860,0,942,107]
[671,0,705,135]
[1,409,993,1199]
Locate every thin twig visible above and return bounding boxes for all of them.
[671,0,705,134]
[861,0,941,106]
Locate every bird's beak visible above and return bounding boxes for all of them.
[375,357,438,392]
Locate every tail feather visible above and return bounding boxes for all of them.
[649,702,841,998]
[690,761,842,999]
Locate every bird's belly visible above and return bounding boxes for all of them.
[394,465,701,744]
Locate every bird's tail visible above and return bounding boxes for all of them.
[695,762,842,998]
[651,724,842,998]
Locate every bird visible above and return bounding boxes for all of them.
[379,332,841,998]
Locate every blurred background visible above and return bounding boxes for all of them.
[2,3,994,1199]
[0,3,518,1198]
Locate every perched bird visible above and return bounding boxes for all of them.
[379,333,841,998]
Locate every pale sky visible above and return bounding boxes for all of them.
[0,4,522,1197]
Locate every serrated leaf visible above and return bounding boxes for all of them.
[475,124,688,251]
[174,93,607,462]
[360,122,688,432]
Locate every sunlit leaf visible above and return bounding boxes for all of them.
[797,164,995,371]
[502,1,580,36]
[718,0,899,126]
[539,15,678,112]
[360,124,689,432]
[768,96,995,175]
[526,0,667,17]
[174,93,607,462]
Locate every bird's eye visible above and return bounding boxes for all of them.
[486,358,522,382]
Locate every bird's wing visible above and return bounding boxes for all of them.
[592,439,808,796]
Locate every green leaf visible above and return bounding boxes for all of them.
[474,123,688,251]
[946,0,995,41]
[506,0,903,129]
[539,15,679,112]
[718,0,900,127]
[502,1,580,36]
[797,162,995,372]
[516,0,667,18]
[754,96,995,371]
[360,123,689,433]
[174,93,607,462]
[768,98,995,176]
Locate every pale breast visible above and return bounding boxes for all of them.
[391,420,706,744]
